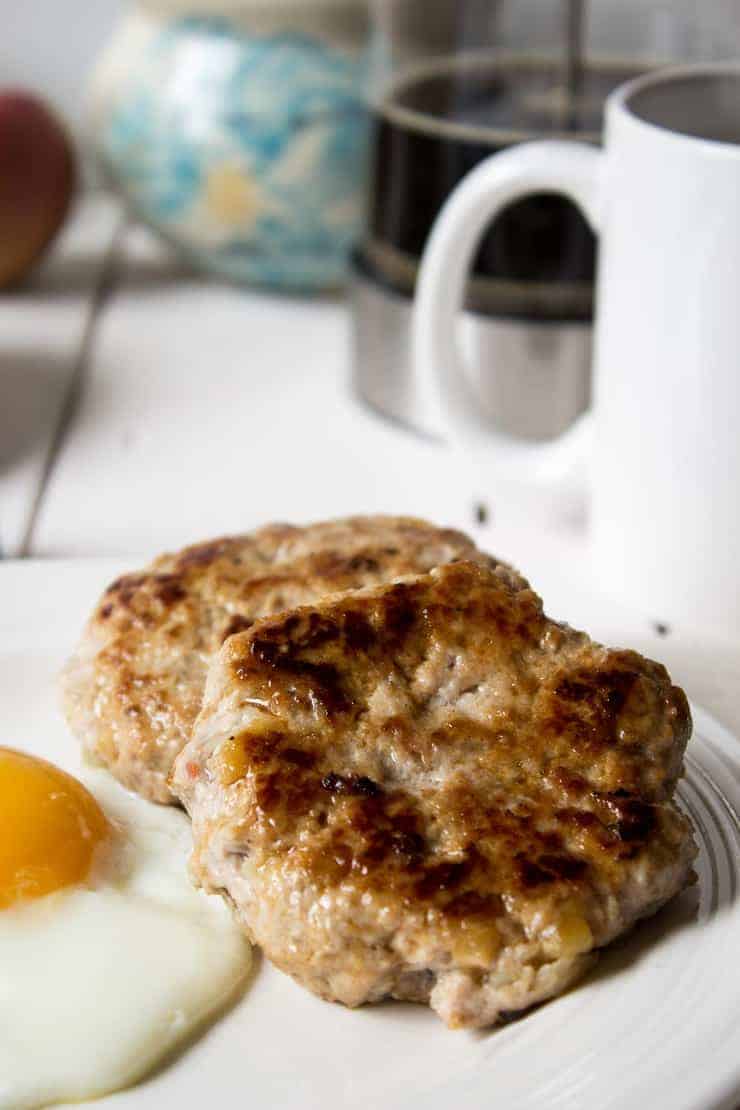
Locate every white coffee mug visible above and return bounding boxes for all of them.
[414,63,740,637]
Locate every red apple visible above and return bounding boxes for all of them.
[0,90,76,288]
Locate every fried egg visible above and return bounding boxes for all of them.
[0,748,251,1109]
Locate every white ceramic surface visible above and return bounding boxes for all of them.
[414,62,740,639]
[1,559,739,1110]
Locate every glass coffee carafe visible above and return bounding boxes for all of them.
[352,0,740,440]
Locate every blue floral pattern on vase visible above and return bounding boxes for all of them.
[100,17,369,290]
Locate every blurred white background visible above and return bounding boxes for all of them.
[4,0,738,131]
[0,0,124,127]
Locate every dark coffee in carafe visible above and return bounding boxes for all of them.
[365,54,637,319]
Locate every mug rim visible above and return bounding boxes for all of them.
[610,60,740,155]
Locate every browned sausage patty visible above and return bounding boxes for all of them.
[172,561,696,1028]
[61,517,507,802]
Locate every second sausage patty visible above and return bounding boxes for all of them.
[61,517,504,802]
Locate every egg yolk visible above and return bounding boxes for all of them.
[0,748,111,910]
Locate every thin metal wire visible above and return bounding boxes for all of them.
[564,0,586,129]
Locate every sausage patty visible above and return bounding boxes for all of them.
[172,561,696,1028]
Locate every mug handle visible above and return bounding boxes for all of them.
[413,140,603,483]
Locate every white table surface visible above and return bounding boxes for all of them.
[1,189,738,740]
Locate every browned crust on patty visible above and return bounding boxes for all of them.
[172,561,696,1027]
[61,517,509,802]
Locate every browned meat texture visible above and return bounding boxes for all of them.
[172,561,696,1028]
[61,517,504,802]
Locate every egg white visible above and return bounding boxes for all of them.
[0,768,251,1109]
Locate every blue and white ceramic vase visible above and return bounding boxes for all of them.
[90,0,370,291]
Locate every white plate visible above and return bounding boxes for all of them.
[1,560,739,1110]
